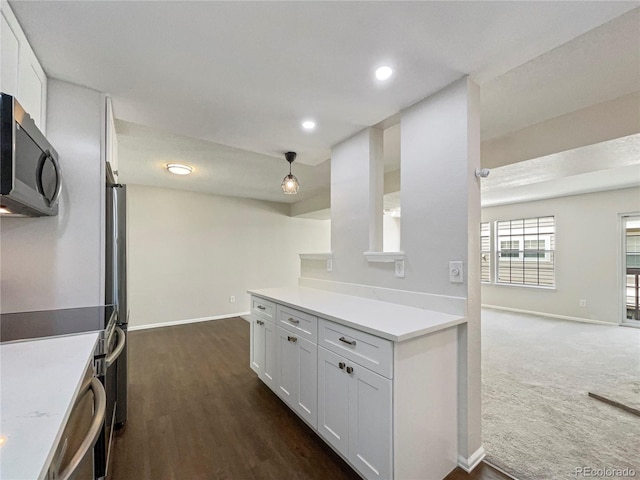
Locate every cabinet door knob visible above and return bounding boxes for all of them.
[287,317,300,324]
[338,362,345,370]
[346,366,354,374]
[287,335,298,343]
[339,336,356,346]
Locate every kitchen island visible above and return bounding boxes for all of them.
[247,286,466,480]
[0,333,99,480]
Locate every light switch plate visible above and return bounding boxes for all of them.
[449,261,463,283]
[395,260,405,278]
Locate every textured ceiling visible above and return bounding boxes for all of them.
[480,134,640,206]
[11,1,637,165]
[9,1,639,206]
[116,121,330,204]
[481,8,640,140]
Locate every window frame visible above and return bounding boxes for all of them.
[494,216,556,288]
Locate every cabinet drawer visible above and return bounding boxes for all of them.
[251,296,276,321]
[318,319,393,379]
[277,305,318,343]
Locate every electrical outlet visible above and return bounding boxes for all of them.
[229,296,236,303]
[327,259,333,272]
[579,299,587,307]
[395,260,405,278]
[449,261,464,283]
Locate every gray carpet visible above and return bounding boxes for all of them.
[482,309,640,480]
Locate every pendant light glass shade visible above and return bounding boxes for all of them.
[281,151,300,194]
[281,173,300,194]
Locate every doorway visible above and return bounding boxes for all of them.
[622,214,640,325]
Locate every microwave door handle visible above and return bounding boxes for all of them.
[49,152,62,205]
[36,151,62,205]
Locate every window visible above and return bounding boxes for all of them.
[481,222,491,283]
[496,216,555,287]
[500,240,520,258]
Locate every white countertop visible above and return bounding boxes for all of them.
[248,287,466,342]
[0,333,99,480]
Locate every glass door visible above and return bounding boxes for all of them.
[623,215,640,324]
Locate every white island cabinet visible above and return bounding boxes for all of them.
[247,286,466,480]
[249,296,277,391]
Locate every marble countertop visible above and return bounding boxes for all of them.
[248,287,466,342]
[0,333,99,480]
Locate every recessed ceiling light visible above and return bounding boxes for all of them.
[302,120,316,131]
[375,66,393,81]
[166,163,193,175]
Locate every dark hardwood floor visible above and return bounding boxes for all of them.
[111,318,510,480]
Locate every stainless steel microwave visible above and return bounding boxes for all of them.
[0,92,61,216]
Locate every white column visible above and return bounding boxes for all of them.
[400,76,483,467]
[330,127,384,279]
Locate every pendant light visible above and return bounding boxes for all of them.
[281,151,300,195]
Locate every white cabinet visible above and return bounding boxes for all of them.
[249,316,277,392]
[276,326,317,428]
[105,97,119,181]
[348,356,392,480]
[0,1,47,132]
[317,346,352,454]
[318,346,392,480]
[249,292,459,480]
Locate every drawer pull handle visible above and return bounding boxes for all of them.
[338,362,345,370]
[287,317,300,324]
[287,336,298,343]
[256,305,266,310]
[346,366,354,374]
[339,336,356,346]
[257,320,264,326]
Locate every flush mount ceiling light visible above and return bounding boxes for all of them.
[302,120,316,131]
[375,65,393,81]
[281,151,300,195]
[166,163,193,175]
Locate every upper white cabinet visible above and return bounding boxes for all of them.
[0,0,47,132]
[105,97,119,181]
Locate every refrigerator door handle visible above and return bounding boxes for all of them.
[105,327,126,368]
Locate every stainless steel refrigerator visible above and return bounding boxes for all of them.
[105,162,128,429]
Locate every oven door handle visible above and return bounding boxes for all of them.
[105,326,126,368]
[57,377,106,480]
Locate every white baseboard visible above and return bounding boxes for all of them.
[129,312,250,331]
[458,446,486,472]
[482,304,618,326]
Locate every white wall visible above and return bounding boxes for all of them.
[127,184,330,328]
[0,80,105,313]
[383,213,401,252]
[482,187,640,324]
[300,77,483,465]
[301,79,480,307]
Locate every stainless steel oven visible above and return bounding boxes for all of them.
[0,305,125,480]
[48,366,106,480]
